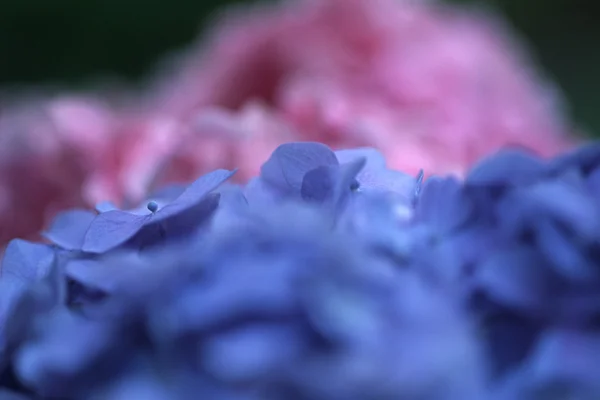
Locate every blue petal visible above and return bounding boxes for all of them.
[0,389,30,399]
[210,185,249,228]
[548,142,600,175]
[42,209,96,250]
[87,170,234,252]
[243,177,280,206]
[300,166,338,203]
[586,167,600,200]
[414,170,425,198]
[448,225,499,269]
[336,147,415,197]
[535,219,596,282]
[415,176,472,234]
[82,211,150,254]
[527,329,600,391]
[65,259,118,294]
[359,169,415,198]
[301,158,366,213]
[474,247,549,313]
[483,310,543,375]
[497,180,584,231]
[467,149,546,186]
[537,178,600,241]
[153,256,298,337]
[333,159,366,203]
[158,193,221,239]
[65,252,150,294]
[260,142,338,195]
[201,324,305,383]
[0,240,55,351]
[98,186,185,216]
[152,169,235,222]
[301,277,386,346]
[95,201,119,213]
[554,288,600,325]
[498,180,599,242]
[14,308,117,397]
[216,185,248,209]
[339,192,414,259]
[0,239,55,285]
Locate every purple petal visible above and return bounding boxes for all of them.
[42,209,96,250]
[0,240,55,347]
[65,259,119,293]
[333,159,366,205]
[586,167,600,199]
[301,158,366,211]
[548,142,600,175]
[0,389,30,400]
[152,169,235,222]
[554,288,600,325]
[82,211,150,254]
[14,308,116,397]
[474,247,550,313]
[535,219,596,282]
[527,329,600,388]
[467,149,546,186]
[216,185,248,209]
[201,324,305,383]
[301,166,338,203]
[415,176,471,234]
[210,185,249,228]
[499,180,599,242]
[260,142,338,195]
[336,147,414,196]
[65,253,148,294]
[244,177,280,206]
[358,169,415,197]
[153,257,298,337]
[1,240,55,282]
[158,193,221,237]
[95,201,119,213]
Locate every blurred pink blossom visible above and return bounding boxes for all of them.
[0,0,578,245]
[91,101,295,205]
[0,95,118,243]
[149,0,575,177]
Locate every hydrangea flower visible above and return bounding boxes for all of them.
[148,0,575,176]
[45,168,236,254]
[411,142,600,398]
[2,140,600,398]
[0,142,485,399]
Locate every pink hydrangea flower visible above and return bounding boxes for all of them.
[0,0,578,246]
[0,95,118,243]
[148,0,575,177]
[89,101,295,205]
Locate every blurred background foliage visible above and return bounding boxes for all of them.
[0,0,598,133]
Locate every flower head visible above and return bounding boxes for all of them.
[0,141,492,399]
[150,0,575,177]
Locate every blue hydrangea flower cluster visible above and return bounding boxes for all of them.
[1,141,600,399]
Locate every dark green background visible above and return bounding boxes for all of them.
[1,0,598,133]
